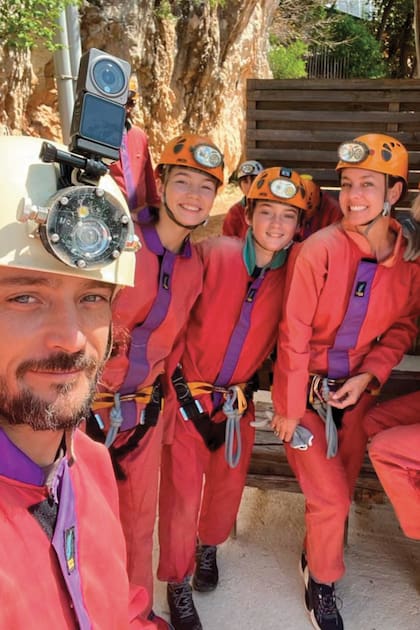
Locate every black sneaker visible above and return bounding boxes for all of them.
[304,575,344,630]
[192,544,219,592]
[167,578,203,630]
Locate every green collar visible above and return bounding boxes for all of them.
[242,228,289,275]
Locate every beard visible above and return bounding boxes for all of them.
[0,351,104,431]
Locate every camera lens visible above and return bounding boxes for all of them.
[91,58,126,96]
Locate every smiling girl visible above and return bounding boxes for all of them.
[89,134,224,629]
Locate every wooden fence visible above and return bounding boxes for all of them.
[246,78,420,207]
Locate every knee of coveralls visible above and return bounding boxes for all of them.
[285,409,353,583]
[198,403,256,546]
[157,410,212,582]
[364,391,420,439]
[114,406,165,606]
[369,425,420,540]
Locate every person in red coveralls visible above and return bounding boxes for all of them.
[158,167,313,630]
[109,78,160,211]
[0,135,156,629]
[88,134,224,629]
[364,391,420,540]
[363,199,420,545]
[222,159,263,237]
[271,134,420,630]
[297,174,342,240]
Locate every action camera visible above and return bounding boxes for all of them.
[69,48,131,162]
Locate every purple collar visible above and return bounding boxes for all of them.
[136,207,192,258]
[0,428,48,486]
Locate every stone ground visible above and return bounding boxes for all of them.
[153,483,420,630]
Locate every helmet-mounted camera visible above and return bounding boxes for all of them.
[12,49,140,279]
[69,48,131,164]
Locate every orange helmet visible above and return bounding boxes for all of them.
[335,133,408,185]
[300,174,321,217]
[247,166,309,213]
[156,134,224,187]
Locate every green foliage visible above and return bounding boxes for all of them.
[0,0,78,51]
[268,36,308,79]
[371,0,415,78]
[327,13,386,78]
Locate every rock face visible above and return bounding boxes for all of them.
[0,0,276,174]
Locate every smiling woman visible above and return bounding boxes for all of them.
[270,133,420,630]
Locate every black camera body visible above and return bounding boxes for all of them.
[69,48,131,162]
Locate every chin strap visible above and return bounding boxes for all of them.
[163,194,208,230]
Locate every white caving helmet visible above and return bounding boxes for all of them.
[0,135,138,287]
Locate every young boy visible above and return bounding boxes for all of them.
[89,134,224,628]
[158,167,312,630]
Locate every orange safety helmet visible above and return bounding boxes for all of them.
[300,174,321,217]
[156,134,224,187]
[335,133,408,186]
[247,166,309,213]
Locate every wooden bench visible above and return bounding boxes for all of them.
[246,78,420,211]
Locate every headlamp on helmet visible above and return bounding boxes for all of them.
[156,134,225,187]
[192,144,223,169]
[18,185,139,270]
[236,160,264,180]
[247,166,310,214]
[337,141,370,165]
[335,134,408,188]
[269,178,297,199]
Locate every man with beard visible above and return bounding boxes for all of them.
[0,135,157,629]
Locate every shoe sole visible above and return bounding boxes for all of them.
[192,577,218,592]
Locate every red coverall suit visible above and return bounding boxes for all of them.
[222,197,248,238]
[364,391,420,539]
[158,235,287,582]
[0,427,155,629]
[109,123,160,211]
[272,220,420,584]
[93,208,203,603]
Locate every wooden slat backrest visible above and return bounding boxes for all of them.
[246,79,420,205]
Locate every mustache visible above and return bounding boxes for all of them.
[16,351,100,378]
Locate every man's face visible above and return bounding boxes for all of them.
[0,268,113,431]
